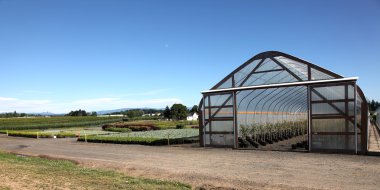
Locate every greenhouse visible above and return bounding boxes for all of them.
[198,51,369,154]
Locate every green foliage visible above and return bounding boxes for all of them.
[176,124,185,129]
[0,130,77,138]
[240,124,250,138]
[240,120,308,138]
[128,115,163,121]
[368,99,380,112]
[102,128,198,139]
[189,105,199,114]
[0,111,28,118]
[102,123,159,131]
[163,106,171,119]
[170,104,188,120]
[107,120,198,130]
[78,129,199,145]
[109,108,163,115]
[371,114,377,123]
[126,110,144,118]
[66,109,88,116]
[103,127,132,133]
[0,116,123,130]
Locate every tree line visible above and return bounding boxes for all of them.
[0,111,29,118]
[163,104,198,120]
[65,109,97,116]
[368,99,380,112]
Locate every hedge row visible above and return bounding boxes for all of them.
[77,136,198,146]
[102,127,132,133]
[102,123,159,131]
[0,130,76,138]
[0,118,123,130]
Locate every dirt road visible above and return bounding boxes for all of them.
[0,135,379,190]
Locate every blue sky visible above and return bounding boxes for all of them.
[0,0,379,113]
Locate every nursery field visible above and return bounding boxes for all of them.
[107,120,198,130]
[0,116,123,130]
[78,129,199,145]
[0,127,118,138]
[0,119,200,146]
[0,151,190,190]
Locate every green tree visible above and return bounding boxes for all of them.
[170,104,188,120]
[66,109,88,116]
[126,110,144,118]
[369,99,380,112]
[163,106,171,119]
[91,112,97,116]
[190,105,199,114]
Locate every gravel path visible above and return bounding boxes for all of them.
[0,135,379,190]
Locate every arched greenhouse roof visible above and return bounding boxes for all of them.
[207,51,366,101]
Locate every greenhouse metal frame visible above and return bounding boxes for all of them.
[199,51,368,154]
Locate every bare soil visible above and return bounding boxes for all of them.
[0,135,379,190]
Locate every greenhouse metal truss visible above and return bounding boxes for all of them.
[199,51,368,154]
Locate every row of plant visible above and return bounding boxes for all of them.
[0,128,116,138]
[78,129,199,145]
[0,130,77,138]
[145,120,198,129]
[102,120,198,131]
[238,120,307,148]
[78,136,198,145]
[0,117,123,130]
[102,122,159,131]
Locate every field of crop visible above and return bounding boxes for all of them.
[106,128,198,139]
[0,127,118,138]
[78,129,199,145]
[0,119,200,145]
[0,116,123,130]
[118,120,198,129]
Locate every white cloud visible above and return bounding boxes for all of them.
[0,97,18,101]
[0,97,53,113]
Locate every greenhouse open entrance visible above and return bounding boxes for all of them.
[198,51,369,154]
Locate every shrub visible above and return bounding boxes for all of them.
[176,124,184,129]
[0,130,77,138]
[103,127,132,133]
[102,122,159,131]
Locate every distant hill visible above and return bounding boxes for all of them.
[96,107,164,115]
[29,112,65,116]
[9,107,167,116]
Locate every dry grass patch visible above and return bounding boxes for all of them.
[0,152,190,190]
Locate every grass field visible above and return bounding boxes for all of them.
[0,116,123,130]
[0,151,190,190]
